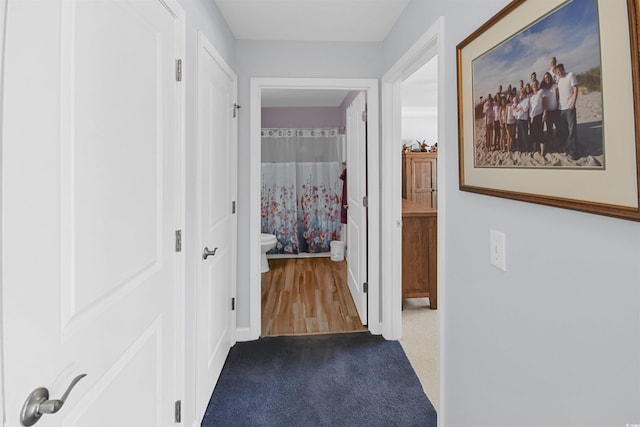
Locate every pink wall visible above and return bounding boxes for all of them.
[261,91,366,128]
[261,107,342,128]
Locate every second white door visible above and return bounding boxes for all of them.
[195,32,238,419]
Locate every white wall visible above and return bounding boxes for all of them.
[233,41,382,328]
[177,1,236,426]
[385,1,640,426]
[401,56,438,148]
[0,0,6,422]
[401,112,437,148]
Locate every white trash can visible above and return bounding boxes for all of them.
[330,241,345,261]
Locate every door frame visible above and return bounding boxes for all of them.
[380,14,444,419]
[381,17,443,340]
[173,0,187,416]
[0,0,7,421]
[247,78,380,340]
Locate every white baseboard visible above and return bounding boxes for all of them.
[235,327,258,342]
[368,321,382,337]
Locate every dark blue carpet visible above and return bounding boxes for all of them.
[202,332,437,426]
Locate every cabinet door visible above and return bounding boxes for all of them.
[402,216,430,299]
[410,157,436,208]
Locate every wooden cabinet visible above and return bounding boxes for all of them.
[402,199,437,309]
[402,152,437,209]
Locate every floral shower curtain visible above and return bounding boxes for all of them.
[261,128,344,254]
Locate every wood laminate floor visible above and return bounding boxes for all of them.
[261,257,367,336]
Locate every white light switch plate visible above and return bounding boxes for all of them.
[490,229,506,271]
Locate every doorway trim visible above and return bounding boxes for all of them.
[0,0,7,420]
[380,18,444,337]
[380,14,445,422]
[248,78,380,340]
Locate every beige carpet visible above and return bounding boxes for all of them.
[400,298,439,410]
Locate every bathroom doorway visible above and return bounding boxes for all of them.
[260,87,367,336]
[260,89,350,260]
[249,78,381,339]
[259,88,363,336]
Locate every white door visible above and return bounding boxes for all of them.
[2,1,184,426]
[195,33,238,418]
[346,92,368,324]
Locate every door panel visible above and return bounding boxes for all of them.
[346,92,368,324]
[411,157,436,208]
[69,322,163,426]
[196,32,237,418]
[2,1,183,425]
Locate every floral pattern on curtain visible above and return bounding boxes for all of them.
[261,163,299,254]
[261,128,344,254]
[297,166,343,253]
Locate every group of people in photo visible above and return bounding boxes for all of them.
[481,56,580,160]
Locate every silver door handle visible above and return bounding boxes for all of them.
[20,374,87,426]
[202,246,218,260]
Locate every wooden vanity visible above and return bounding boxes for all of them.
[402,198,437,309]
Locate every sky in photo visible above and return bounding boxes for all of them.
[473,0,601,101]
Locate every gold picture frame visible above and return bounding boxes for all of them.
[457,0,640,221]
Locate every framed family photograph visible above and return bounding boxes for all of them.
[457,0,640,221]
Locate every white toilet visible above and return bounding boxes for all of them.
[260,233,277,273]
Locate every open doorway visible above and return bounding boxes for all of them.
[258,88,367,336]
[248,78,381,340]
[399,55,439,410]
[380,17,443,411]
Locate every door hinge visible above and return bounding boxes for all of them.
[175,230,182,252]
[175,400,182,423]
[363,282,368,293]
[232,201,236,214]
[175,59,182,82]
[362,196,368,208]
[361,110,367,122]
[232,297,236,311]
[233,103,241,118]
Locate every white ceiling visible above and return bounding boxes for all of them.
[218,0,435,109]
[214,0,411,42]
[262,89,353,108]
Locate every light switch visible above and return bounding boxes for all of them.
[490,229,506,271]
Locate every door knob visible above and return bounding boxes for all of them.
[202,246,218,260]
[20,374,87,426]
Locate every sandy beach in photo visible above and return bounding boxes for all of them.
[473,90,604,168]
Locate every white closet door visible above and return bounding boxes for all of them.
[195,32,238,420]
[2,1,184,425]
